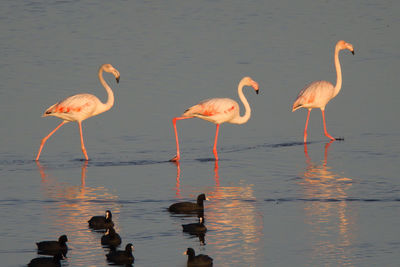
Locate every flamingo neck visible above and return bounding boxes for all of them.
[97,67,115,114]
[230,79,251,124]
[333,46,342,98]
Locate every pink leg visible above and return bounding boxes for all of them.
[321,110,335,141]
[170,116,193,162]
[213,124,220,161]
[36,121,67,161]
[78,121,89,160]
[303,109,311,143]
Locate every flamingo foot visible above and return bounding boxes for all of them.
[169,155,180,162]
[213,150,219,161]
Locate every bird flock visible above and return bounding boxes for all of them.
[35,40,354,162]
[31,40,354,266]
[28,195,212,266]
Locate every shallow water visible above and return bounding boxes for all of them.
[1,1,400,266]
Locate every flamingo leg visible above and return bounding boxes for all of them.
[170,116,193,162]
[212,124,220,160]
[36,121,67,161]
[321,110,335,141]
[303,109,311,143]
[78,121,89,160]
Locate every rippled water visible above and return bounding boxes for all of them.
[1,0,400,266]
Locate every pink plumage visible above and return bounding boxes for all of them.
[35,64,120,161]
[171,76,259,161]
[292,40,354,143]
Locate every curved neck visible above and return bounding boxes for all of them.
[333,47,342,97]
[231,80,251,124]
[98,67,115,113]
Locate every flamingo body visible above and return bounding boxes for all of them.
[292,80,335,111]
[171,76,259,161]
[36,64,120,161]
[292,40,354,143]
[183,97,240,125]
[44,94,104,122]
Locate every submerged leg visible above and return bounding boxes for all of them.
[170,116,193,162]
[78,121,89,160]
[303,109,311,143]
[212,124,220,160]
[36,121,67,161]
[321,109,335,141]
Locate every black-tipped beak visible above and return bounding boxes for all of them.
[116,76,120,83]
[256,89,259,95]
[351,50,355,55]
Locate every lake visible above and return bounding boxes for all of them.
[0,0,399,266]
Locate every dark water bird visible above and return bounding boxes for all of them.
[36,235,68,256]
[183,215,207,245]
[101,227,122,247]
[182,216,207,234]
[106,243,134,265]
[184,247,213,266]
[169,194,209,214]
[28,253,63,267]
[88,210,114,230]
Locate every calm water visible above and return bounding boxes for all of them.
[1,1,399,266]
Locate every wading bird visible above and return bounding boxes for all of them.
[292,40,354,143]
[35,64,120,160]
[171,76,259,161]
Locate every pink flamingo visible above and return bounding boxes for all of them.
[35,64,120,161]
[171,76,259,161]
[292,40,354,143]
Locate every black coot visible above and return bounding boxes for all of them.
[182,216,207,234]
[101,227,122,247]
[184,247,213,266]
[106,243,134,265]
[28,253,63,267]
[169,194,208,214]
[36,235,68,256]
[88,210,114,230]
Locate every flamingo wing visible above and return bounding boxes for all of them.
[292,80,335,111]
[44,93,100,121]
[183,98,239,124]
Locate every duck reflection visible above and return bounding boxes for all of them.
[300,141,355,265]
[36,161,120,266]
[172,160,262,266]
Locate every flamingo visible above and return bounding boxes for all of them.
[292,40,354,143]
[35,64,120,161]
[171,76,259,161]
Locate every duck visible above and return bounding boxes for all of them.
[88,210,114,230]
[169,194,208,214]
[184,247,213,266]
[101,227,121,247]
[28,253,63,267]
[182,215,207,234]
[106,243,134,265]
[36,235,68,256]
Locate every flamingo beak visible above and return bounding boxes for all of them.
[255,89,259,95]
[116,76,120,83]
[351,50,355,55]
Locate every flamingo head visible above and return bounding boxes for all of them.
[337,40,354,55]
[242,76,260,94]
[102,64,121,83]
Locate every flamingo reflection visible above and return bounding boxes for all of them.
[300,141,355,265]
[172,160,262,265]
[35,161,120,266]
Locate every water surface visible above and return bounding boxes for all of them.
[0,0,399,266]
